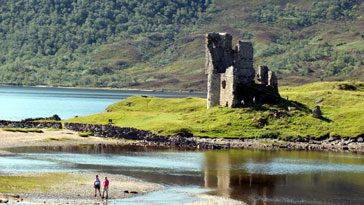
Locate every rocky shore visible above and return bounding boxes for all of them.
[0,120,62,129]
[65,123,364,152]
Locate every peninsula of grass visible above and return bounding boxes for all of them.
[2,128,43,133]
[66,82,364,140]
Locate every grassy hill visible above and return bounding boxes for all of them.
[0,0,363,90]
[66,82,364,139]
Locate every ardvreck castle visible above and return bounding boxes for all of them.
[206,32,281,109]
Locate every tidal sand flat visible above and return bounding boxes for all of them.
[0,129,246,204]
[0,172,161,204]
[0,130,162,203]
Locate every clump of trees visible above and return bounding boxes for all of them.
[252,0,360,30]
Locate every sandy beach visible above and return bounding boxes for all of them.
[0,129,132,155]
[0,129,245,204]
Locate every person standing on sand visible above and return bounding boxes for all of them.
[102,176,109,199]
[94,175,101,197]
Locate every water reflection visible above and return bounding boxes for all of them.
[203,150,364,204]
[6,145,364,204]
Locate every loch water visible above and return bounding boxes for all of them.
[1,86,364,204]
[0,86,204,121]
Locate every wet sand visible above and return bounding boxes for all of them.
[0,172,161,204]
[0,129,131,155]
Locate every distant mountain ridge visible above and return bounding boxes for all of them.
[0,0,363,90]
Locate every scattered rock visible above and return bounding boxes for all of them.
[312,106,322,118]
[131,191,138,194]
[315,98,323,104]
[357,137,363,142]
[288,106,296,111]
[124,102,133,107]
[124,191,129,194]
[0,198,9,203]
[337,84,356,91]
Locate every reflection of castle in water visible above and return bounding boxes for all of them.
[203,151,286,204]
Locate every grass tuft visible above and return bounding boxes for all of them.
[78,131,93,137]
[2,128,43,133]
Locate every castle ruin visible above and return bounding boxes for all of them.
[206,32,280,109]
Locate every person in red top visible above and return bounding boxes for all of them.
[102,176,109,199]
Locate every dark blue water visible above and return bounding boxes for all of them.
[0,86,205,121]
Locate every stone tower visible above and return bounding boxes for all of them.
[206,33,256,108]
[206,32,280,109]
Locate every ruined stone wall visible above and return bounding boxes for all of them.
[233,41,255,85]
[257,66,269,86]
[220,67,236,107]
[206,33,233,108]
[206,33,256,108]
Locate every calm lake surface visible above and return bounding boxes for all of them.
[0,86,205,121]
[3,145,364,205]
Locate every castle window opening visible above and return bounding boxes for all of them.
[222,80,226,89]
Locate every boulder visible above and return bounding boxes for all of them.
[312,106,322,118]
[288,106,296,111]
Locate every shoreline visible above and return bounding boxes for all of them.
[0,129,246,205]
[0,84,206,94]
[64,123,364,153]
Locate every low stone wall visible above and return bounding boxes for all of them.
[0,120,62,129]
[64,122,230,149]
[64,123,364,152]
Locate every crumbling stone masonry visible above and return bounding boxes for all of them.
[206,32,280,108]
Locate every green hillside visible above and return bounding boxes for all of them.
[0,0,363,89]
[66,82,364,139]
